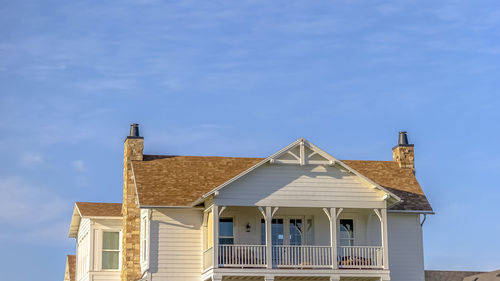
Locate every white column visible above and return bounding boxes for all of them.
[330,276,340,281]
[265,206,273,269]
[329,208,338,269]
[381,208,389,269]
[264,276,275,281]
[213,205,219,269]
[212,275,222,281]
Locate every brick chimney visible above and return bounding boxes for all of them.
[392,131,415,173]
[122,123,143,281]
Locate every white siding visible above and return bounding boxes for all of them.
[150,208,203,281]
[216,164,386,208]
[387,213,425,281]
[90,218,122,281]
[77,218,91,281]
[75,217,122,281]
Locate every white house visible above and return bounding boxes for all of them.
[68,202,123,281]
[65,124,433,281]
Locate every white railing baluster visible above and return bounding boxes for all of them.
[337,246,384,269]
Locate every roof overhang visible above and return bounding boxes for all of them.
[68,204,82,238]
[68,203,123,238]
[192,138,401,207]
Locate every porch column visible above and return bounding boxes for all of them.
[329,208,338,269]
[381,208,389,269]
[212,204,219,269]
[264,276,275,281]
[265,206,272,269]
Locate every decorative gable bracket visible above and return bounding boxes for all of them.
[269,138,335,166]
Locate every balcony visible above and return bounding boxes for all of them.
[202,206,389,273]
[215,245,383,269]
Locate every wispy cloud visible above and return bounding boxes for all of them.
[72,160,86,172]
[0,177,71,245]
[18,152,44,167]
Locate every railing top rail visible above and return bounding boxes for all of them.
[273,245,331,248]
[219,244,266,247]
[339,246,383,248]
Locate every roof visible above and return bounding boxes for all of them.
[68,202,122,238]
[65,255,76,281]
[463,270,500,281]
[425,270,485,281]
[133,154,432,211]
[75,202,122,217]
[342,160,433,211]
[133,156,263,206]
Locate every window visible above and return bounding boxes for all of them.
[219,218,234,245]
[260,218,284,245]
[339,219,354,246]
[289,218,302,245]
[102,232,120,270]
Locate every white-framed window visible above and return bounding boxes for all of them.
[102,231,120,270]
[219,217,234,245]
[339,219,354,246]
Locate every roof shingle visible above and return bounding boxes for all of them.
[75,202,122,217]
[133,156,263,206]
[132,155,432,211]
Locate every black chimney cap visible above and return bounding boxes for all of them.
[395,131,413,147]
[127,123,143,139]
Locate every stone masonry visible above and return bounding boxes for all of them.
[392,144,415,172]
[121,137,143,281]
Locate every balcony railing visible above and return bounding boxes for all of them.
[215,245,383,269]
[273,245,332,268]
[338,246,383,269]
[218,245,267,267]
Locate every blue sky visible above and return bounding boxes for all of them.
[1,0,500,280]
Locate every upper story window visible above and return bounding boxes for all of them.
[339,219,354,246]
[219,218,234,245]
[102,232,120,270]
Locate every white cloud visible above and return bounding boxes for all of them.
[0,177,72,245]
[18,152,44,167]
[72,160,86,172]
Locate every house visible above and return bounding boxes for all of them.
[425,270,500,281]
[66,124,434,281]
[68,202,123,281]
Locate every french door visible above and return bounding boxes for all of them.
[263,217,311,266]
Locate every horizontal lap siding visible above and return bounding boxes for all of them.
[217,165,384,207]
[150,209,203,281]
[387,213,425,281]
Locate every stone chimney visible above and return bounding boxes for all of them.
[122,123,143,281]
[392,131,415,173]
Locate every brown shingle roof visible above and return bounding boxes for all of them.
[75,202,122,217]
[342,160,433,211]
[67,255,76,281]
[133,155,432,211]
[133,156,264,206]
[425,270,484,281]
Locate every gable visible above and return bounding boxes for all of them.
[132,139,432,211]
[215,163,387,208]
